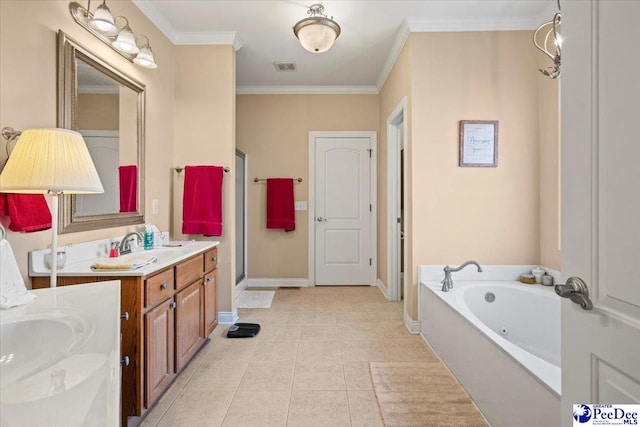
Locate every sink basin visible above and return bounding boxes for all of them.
[0,311,94,388]
[124,247,187,263]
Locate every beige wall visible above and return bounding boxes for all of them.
[0,0,176,284]
[407,31,542,319]
[236,94,379,279]
[537,54,561,270]
[378,38,413,296]
[77,94,119,130]
[173,45,237,312]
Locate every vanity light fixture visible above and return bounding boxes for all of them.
[88,0,117,35]
[133,36,158,69]
[533,0,562,79]
[293,4,341,53]
[69,1,158,69]
[0,128,103,288]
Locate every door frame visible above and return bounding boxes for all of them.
[308,131,378,286]
[235,149,248,292]
[386,97,408,302]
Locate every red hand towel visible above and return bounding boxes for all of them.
[118,165,138,213]
[266,178,295,231]
[0,193,52,232]
[182,166,224,236]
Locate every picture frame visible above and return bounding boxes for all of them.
[459,120,499,167]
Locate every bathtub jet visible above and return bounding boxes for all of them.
[441,260,483,291]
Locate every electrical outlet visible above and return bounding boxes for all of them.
[295,201,307,211]
[152,199,159,215]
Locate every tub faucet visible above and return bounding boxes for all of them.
[120,232,143,255]
[441,260,483,292]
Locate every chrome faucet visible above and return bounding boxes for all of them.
[441,260,483,292]
[119,232,143,255]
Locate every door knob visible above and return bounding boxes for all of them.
[555,276,593,311]
[316,217,327,222]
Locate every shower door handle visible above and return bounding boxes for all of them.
[554,276,593,311]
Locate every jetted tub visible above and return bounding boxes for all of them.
[419,265,561,427]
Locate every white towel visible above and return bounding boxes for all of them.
[91,255,157,271]
[0,239,37,309]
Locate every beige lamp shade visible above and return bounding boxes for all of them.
[0,128,104,194]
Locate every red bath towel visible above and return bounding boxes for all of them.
[266,178,295,231]
[182,165,224,236]
[0,193,52,232]
[118,165,137,213]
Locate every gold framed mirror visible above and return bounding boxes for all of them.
[57,30,145,234]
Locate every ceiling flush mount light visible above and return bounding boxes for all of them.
[533,0,562,79]
[69,1,158,68]
[0,128,103,288]
[293,4,341,53]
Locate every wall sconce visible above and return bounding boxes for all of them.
[69,1,158,69]
[533,0,561,79]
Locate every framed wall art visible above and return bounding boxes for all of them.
[459,120,499,167]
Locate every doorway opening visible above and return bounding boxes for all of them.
[387,97,407,303]
[235,149,248,291]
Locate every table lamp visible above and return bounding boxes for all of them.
[0,128,104,287]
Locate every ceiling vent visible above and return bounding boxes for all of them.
[274,62,297,72]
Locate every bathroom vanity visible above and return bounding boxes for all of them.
[30,241,219,426]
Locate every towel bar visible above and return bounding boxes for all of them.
[172,166,230,174]
[253,178,303,183]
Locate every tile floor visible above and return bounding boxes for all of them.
[140,286,440,427]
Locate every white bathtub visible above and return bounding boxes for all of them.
[419,265,561,427]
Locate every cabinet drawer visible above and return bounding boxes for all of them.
[145,269,174,308]
[204,247,218,272]
[175,256,203,291]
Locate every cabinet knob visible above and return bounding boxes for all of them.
[161,283,168,290]
[211,257,217,262]
[171,302,177,309]
[122,356,130,366]
[121,312,129,321]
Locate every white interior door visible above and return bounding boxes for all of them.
[312,133,375,286]
[76,131,119,216]
[561,2,640,425]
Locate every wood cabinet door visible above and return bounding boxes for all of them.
[175,280,204,371]
[144,298,175,407]
[203,269,218,337]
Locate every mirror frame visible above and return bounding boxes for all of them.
[57,30,145,234]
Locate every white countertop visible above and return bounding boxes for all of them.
[0,280,121,426]
[30,241,219,277]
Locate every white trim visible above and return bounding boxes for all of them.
[308,131,378,287]
[377,278,389,299]
[236,277,248,293]
[246,278,310,288]
[218,310,239,325]
[376,19,411,91]
[174,31,244,50]
[404,312,421,335]
[131,0,178,43]
[236,86,378,95]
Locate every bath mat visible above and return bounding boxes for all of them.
[236,290,275,308]
[369,361,488,427]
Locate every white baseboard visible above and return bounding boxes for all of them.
[247,278,310,288]
[404,312,420,335]
[218,310,238,325]
[376,278,389,299]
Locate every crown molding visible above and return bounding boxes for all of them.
[237,85,379,95]
[131,0,178,43]
[375,19,411,91]
[174,32,244,50]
